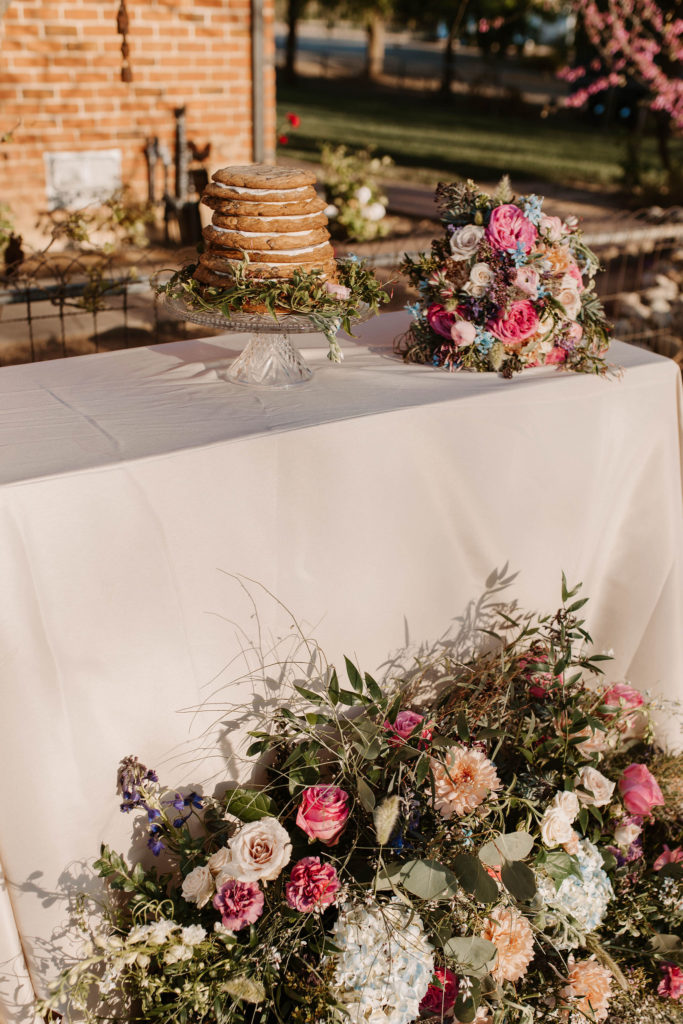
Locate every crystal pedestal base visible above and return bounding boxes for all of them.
[225,332,312,388]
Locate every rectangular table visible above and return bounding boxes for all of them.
[1,312,682,1021]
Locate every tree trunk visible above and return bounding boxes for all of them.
[439,21,457,94]
[284,0,302,83]
[365,11,385,81]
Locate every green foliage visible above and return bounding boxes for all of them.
[320,144,393,242]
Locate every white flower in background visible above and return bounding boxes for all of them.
[364,201,386,222]
[538,840,614,948]
[449,224,485,260]
[324,203,339,219]
[181,925,207,945]
[554,275,581,320]
[613,820,642,848]
[329,899,434,1024]
[219,817,292,884]
[355,185,373,206]
[164,943,193,965]
[148,919,179,945]
[575,766,615,807]
[181,864,214,908]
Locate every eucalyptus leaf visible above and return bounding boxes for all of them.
[223,788,275,822]
[479,832,534,867]
[453,977,482,1022]
[501,860,537,902]
[443,937,497,973]
[356,777,376,812]
[452,854,499,903]
[378,858,459,900]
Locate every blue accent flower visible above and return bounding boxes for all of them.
[147,807,161,822]
[475,329,496,354]
[519,194,543,225]
[507,242,529,267]
[405,302,422,319]
[147,826,164,856]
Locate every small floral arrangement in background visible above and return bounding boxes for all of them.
[39,579,682,1024]
[399,178,611,378]
[276,111,301,147]
[321,144,393,242]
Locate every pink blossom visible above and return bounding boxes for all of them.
[296,785,349,846]
[619,763,664,816]
[566,262,585,291]
[603,683,644,710]
[658,964,683,1000]
[653,845,683,871]
[567,322,584,345]
[213,879,264,931]
[539,214,565,241]
[426,303,456,339]
[384,709,433,748]
[324,282,351,300]
[486,204,537,254]
[451,320,477,347]
[545,346,567,364]
[489,300,540,345]
[419,968,459,1014]
[514,266,540,297]
[285,856,339,912]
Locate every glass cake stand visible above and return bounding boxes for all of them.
[164,294,370,388]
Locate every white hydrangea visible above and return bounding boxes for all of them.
[328,900,434,1024]
[538,839,613,948]
[181,925,207,946]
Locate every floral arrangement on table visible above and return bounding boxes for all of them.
[321,144,393,242]
[39,578,682,1024]
[157,256,390,363]
[398,178,612,377]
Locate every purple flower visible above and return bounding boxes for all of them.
[147,826,164,856]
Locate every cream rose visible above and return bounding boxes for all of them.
[449,224,485,260]
[575,766,615,808]
[207,846,231,876]
[613,820,642,848]
[554,274,581,320]
[540,806,575,848]
[470,262,494,288]
[220,817,292,883]
[549,790,580,822]
[181,865,214,908]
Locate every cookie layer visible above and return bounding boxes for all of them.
[201,192,327,217]
[203,224,330,251]
[211,164,317,189]
[202,243,334,266]
[211,210,328,232]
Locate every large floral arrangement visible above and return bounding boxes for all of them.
[399,179,612,377]
[40,580,682,1024]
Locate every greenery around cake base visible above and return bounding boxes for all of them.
[158,257,390,363]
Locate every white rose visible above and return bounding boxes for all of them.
[575,766,615,807]
[364,201,386,222]
[181,865,214,909]
[540,806,575,848]
[469,262,494,289]
[613,821,642,848]
[549,790,580,823]
[207,846,231,876]
[449,223,485,260]
[355,185,372,205]
[220,817,292,883]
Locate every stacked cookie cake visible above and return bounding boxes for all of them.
[194,164,337,288]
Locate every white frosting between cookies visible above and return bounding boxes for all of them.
[212,183,311,195]
[211,226,318,238]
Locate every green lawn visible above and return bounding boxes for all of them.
[277,79,677,191]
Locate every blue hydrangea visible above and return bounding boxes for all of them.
[475,329,496,354]
[542,839,613,940]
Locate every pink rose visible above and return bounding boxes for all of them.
[427,303,456,339]
[450,320,477,347]
[486,204,537,254]
[324,282,351,300]
[545,346,567,365]
[285,856,339,912]
[653,845,683,871]
[514,266,540,297]
[566,262,584,291]
[539,213,564,242]
[384,709,433,748]
[296,785,349,846]
[567,321,583,345]
[658,964,683,1000]
[619,764,664,816]
[604,683,644,710]
[489,300,539,346]
[419,968,459,1015]
[213,879,264,931]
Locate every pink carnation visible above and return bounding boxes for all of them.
[489,300,539,346]
[296,785,349,846]
[213,879,264,931]
[653,845,683,871]
[384,709,433,748]
[285,856,339,912]
[486,204,537,254]
[619,764,664,816]
[658,964,683,1000]
[419,968,459,1015]
[427,303,456,339]
[545,346,567,364]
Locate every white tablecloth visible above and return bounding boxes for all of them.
[1,312,683,1021]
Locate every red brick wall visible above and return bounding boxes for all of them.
[0,0,276,240]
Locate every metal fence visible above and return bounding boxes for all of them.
[1,218,681,367]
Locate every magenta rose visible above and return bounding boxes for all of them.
[658,964,683,1000]
[213,879,264,931]
[489,300,539,346]
[486,203,537,254]
[419,968,459,1015]
[603,683,644,710]
[285,856,340,912]
[653,844,683,871]
[296,785,349,846]
[619,764,664,816]
[384,709,433,748]
[427,303,456,339]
